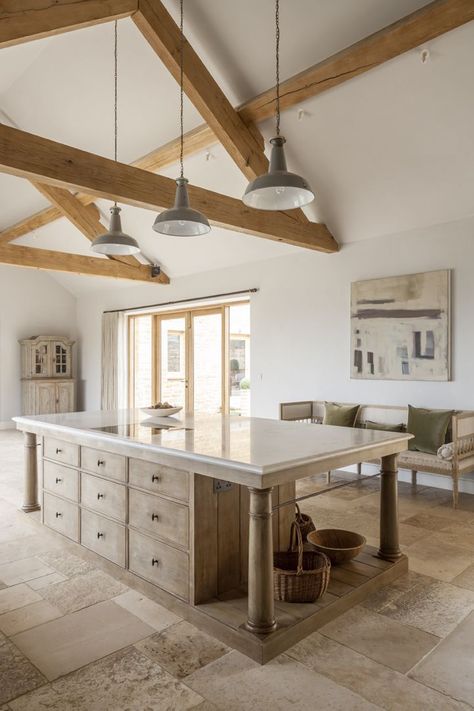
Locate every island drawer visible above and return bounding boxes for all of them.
[43,492,79,542]
[43,460,79,502]
[129,529,189,601]
[129,489,189,548]
[81,509,126,567]
[129,458,189,501]
[81,472,127,522]
[44,438,80,468]
[81,447,126,482]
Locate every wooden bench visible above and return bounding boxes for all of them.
[280,401,474,508]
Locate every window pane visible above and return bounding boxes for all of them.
[229,303,250,416]
[132,315,152,408]
[160,317,186,408]
[193,312,222,414]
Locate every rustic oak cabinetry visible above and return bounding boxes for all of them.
[20,336,75,415]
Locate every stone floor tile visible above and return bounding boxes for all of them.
[38,550,95,578]
[452,564,474,592]
[410,611,474,706]
[288,631,470,710]
[135,620,229,679]
[27,572,68,590]
[319,605,439,673]
[0,584,42,615]
[186,650,379,710]
[8,646,204,711]
[0,636,46,705]
[11,599,154,681]
[40,569,126,614]
[379,578,474,637]
[0,557,56,586]
[362,570,433,613]
[0,600,63,636]
[405,535,473,582]
[401,512,452,531]
[113,589,181,631]
[0,535,59,566]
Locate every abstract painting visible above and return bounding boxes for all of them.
[351,270,451,381]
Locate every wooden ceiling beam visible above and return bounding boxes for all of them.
[133,0,267,183]
[0,243,168,283]
[0,0,138,49]
[0,124,338,253]
[239,0,474,124]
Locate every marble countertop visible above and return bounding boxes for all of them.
[13,410,411,486]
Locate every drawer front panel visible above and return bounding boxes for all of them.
[43,492,79,541]
[44,438,79,467]
[129,458,189,501]
[43,460,79,502]
[81,473,126,522]
[129,529,189,601]
[81,447,126,482]
[81,509,126,567]
[129,489,189,548]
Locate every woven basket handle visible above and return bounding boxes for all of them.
[289,520,304,575]
[295,502,302,522]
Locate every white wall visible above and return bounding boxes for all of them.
[0,266,77,425]
[76,215,474,418]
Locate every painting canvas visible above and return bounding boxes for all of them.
[351,270,451,381]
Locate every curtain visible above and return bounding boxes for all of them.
[101,312,127,410]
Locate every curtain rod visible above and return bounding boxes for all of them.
[103,288,259,314]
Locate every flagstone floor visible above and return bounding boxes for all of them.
[0,429,473,710]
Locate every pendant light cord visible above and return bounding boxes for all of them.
[114,19,118,208]
[179,0,184,179]
[275,0,280,136]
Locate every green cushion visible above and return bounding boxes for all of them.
[323,402,360,427]
[407,405,454,455]
[365,421,405,432]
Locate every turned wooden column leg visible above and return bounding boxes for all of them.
[21,432,40,513]
[246,487,277,635]
[378,454,401,561]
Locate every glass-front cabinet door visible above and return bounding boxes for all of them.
[33,341,51,377]
[53,342,70,377]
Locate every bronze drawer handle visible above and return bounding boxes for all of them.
[55,512,63,518]
[97,493,105,500]
[97,532,104,539]
[55,477,62,484]
[151,475,160,483]
[97,459,105,466]
[55,448,62,454]
[151,558,160,566]
[151,513,159,522]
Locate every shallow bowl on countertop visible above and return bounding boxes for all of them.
[141,407,183,418]
[307,529,366,565]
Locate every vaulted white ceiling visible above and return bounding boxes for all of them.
[0,0,473,296]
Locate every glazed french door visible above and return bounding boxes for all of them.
[129,302,250,415]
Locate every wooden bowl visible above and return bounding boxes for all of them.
[307,529,366,565]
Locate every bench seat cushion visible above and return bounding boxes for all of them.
[398,450,452,474]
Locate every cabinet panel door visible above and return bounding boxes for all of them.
[37,383,56,414]
[33,341,52,377]
[56,382,74,413]
[53,342,71,377]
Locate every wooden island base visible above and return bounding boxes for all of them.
[195,547,408,663]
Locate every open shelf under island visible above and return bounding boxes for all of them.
[13,409,411,663]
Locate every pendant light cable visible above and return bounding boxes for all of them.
[275,0,280,137]
[114,19,118,207]
[179,0,184,179]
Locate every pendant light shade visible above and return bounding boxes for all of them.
[242,136,314,210]
[152,0,210,237]
[153,177,210,236]
[91,205,140,255]
[242,0,314,211]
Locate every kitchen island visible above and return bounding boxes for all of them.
[14,409,411,662]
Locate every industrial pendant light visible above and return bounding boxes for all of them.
[242,0,314,211]
[92,21,140,256]
[153,0,210,236]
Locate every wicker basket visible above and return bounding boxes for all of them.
[274,521,331,603]
[295,503,316,542]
